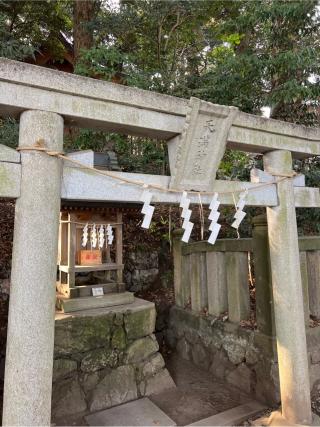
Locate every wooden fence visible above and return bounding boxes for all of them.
[172,214,320,334]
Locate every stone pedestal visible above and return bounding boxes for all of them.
[2,111,64,426]
[52,299,175,422]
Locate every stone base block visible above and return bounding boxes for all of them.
[56,291,134,312]
[52,298,175,421]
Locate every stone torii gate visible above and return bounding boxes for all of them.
[1,58,320,426]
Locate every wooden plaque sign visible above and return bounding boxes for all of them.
[78,249,102,265]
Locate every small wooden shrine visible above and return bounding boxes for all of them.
[56,203,135,312]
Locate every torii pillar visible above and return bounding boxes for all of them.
[264,150,312,425]
[2,110,63,426]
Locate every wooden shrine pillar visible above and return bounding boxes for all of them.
[3,110,63,426]
[264,150,312,425]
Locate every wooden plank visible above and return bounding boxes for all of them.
[307,251,320,318]
[182,238,253,255]
[115,212,123,284]
[0,162,20,198]
[226,252,250,323]
[67,213,76,287]
[59,263,124,273]
[190,252,207,312]
[206,252,228,316]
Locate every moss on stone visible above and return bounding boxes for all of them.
[80,348,119,373]
[111,327,126,350]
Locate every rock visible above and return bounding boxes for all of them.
[140,353,165,379]
[210,351,234,380]
[139,368,176,396]
[53,359,77,382]
[222,338,246,365]
[124,306,156,340]
[52,375,87,418]
[165,329,177,349]
[112,327,126,350]
[185,327,199,345]
[55,315,112,356]
[176,337,191,361]
[245,346,260,365]
[128,250,158,270]
[79,371,101,394]
[311,349,320,365]
[89,365,137,412]
[124,336,159,364]
[191,343,210,370]
[113,312,124,326]
[80,348,119,372]
[226,363,252,394]
[312,380,320,416]
[131,269,159,291]
[310,363,320,389]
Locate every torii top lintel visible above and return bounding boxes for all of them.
[0,57,319,158]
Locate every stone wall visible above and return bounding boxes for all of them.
[166,306,320,410]
[52,298,175,421]
[124,250,159,292]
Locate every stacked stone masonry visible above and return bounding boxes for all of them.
[166,306,320,414]
[52,299,175,420]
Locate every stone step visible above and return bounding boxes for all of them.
[56,291,134,313]
[57,282,125,298]
[85,397,176,426]
[186,401,267,426]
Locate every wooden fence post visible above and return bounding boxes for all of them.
[226,252,250,323]
[206,252,227,316]
[252,214,275,336]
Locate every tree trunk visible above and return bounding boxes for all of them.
[73,0,98,63]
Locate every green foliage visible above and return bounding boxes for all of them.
[0,117,19,148]
[0,0,72,60]
[198,0,320,124]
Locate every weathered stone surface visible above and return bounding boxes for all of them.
[223,338,246,365]
[140,353,165,379]
[111,327,126,350]
[310,363,320,389]
[312,380,320,416]
[210,351,234,380]
[89,365,137,412]
[191,343,209,370]
[53,358,77,382]
[113,312,123,326]
[80,348,119,373]
[226,363,252,394]
[55,315,112,355]
[140,368,176,396]
[127,250,158,270]
[52,375,87,417]
[245,346,260,365]
[311,349,320,365]
[124,304,156,340]
[3,111,64,427]
[125,336,159,364]
[130,269,159,291]
[176,337,191,361]
[79,371,101,394]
